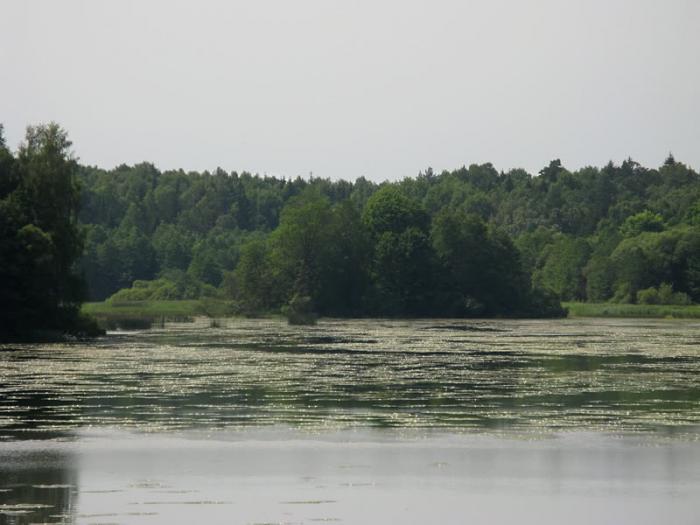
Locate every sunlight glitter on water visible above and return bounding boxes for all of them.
[1,318,700,523]
[1,318,700,438]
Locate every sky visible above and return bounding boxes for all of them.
[1,0,699,181]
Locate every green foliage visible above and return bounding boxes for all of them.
[226,189,563,318]
[362,186,429,236]
[515,227,558,274]
[620,211,665,237]
[636,287,660,305]
[152,223,195,271]
[0,125,19,199]
[82,226,158,299]
[370,227,434,316]
[431,209,531,316]
[235,191,374,317]
[583,255,616,302]
[608,228,700,302]
[107,271,219,303]
[8,120,700,324]
[534,236,591,301]
[73,143,700,315]
[0,123,91,339]
[225,238,280,315]
[522,288,569,318]
[686,202,700,226]
[282,294,317,325]
[83,299,204,318]
[76,165,341,300]
[270,191,336,299]
[564,301,700,318]
[362,188,433,315]
[637,283,691,305]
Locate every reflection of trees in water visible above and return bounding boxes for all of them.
[0,449,77,524]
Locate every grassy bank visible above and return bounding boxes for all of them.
[82,299,236,329]
[82,300,700,328]
[564,302,700,319]
[83,300,201,317]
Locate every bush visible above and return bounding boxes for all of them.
[657,283,675,304]
[611,283,632,304]
[71,313,106,338]
[107,273,221,303]
[637,287,659,305]
[524,288,568,318]
[282,294,317,325]
[620,211,665,237]
[637,283,691,305]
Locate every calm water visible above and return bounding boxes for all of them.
[1,318,699,524]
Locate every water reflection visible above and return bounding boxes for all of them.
[0,448,77,524]
[1,318,700,523]
[0,432,699,525]
[0,318,699,437]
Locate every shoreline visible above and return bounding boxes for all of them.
[564,302,700,319]
[82,300,700,324]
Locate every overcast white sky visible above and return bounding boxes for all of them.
[1,0,699,181]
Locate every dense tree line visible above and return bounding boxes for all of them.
[5,122,700,326]
[74,144,700,316]
[0,124,98,339]
[73,161,561,317]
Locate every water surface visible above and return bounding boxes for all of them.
[1,318,699,523]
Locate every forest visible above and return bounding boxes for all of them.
[3,123,700,334]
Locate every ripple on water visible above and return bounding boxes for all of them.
[0,318,699,437]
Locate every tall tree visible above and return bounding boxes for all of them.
[363,187,434,315]
[1,123,88,337]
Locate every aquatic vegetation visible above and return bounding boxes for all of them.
[1,318,699,437]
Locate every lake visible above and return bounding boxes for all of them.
[1,318,699,524]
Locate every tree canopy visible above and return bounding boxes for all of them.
[5,120,700,330]
[70,148,700,313]
[0,123,96,339]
